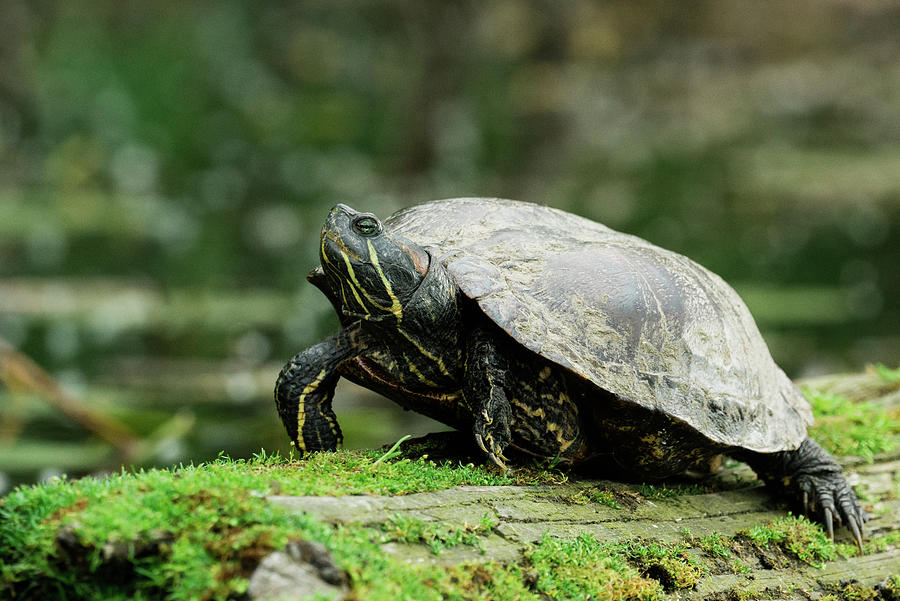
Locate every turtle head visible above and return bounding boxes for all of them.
[319,204,431,320]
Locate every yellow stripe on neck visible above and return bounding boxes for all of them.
[340,249,393,313]
[397,328,453,378]
[367,239,404,320]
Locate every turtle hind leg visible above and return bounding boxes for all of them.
[735,438,866,550]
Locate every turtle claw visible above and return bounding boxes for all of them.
[488,452,508,470]
[474,433,509,471]
[472,395,512,471]
[824,507,834,541]
[797,472,867,552]
[848,515,864,554]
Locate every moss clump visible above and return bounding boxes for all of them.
[527,533,664,600]
[805,387,900,461]
[381,513,495,554]
[615,539,706,590]
[699,532,733,559]
[637,482,709,499]
[568,487,622,509]
[742,515,836,568]
[0,457,314,599]
[355,531,669,601]
[821,580,880,601]
[323,525,530,601]
[0,451,556,600]
[878,575,900,601]
[387,432,572,486]
[0,452,710,601]
[402,562,532,601]
[730,560,752,574]
[257,447,550,495]
[712,586,787,601]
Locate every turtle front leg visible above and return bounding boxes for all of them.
[464,328,512,469]
[274,327,360,453]
[736,438,866,550]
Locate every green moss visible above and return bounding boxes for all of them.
[699,532,732,559]
[527,533,664,600]
[804,387,900,461]
[593,489,623,509]
[257,445,561,496]
[0,452,702,601]
[730,560,752,574]
[0,451,552,600]
[742,515,836,568]
[614,539,706,590]
[381,513,495,554]
[0,458,313,599]
[352,531,672,601]
[822,581,880,601]
[316,523,532,601]
[568,487,622,509]
[637,482,709,499]
[1,447,892,600]
[401,562,532,601]
[880,575,900,601]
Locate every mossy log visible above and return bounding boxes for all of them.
[263,371,900,600]
[2,370,897,600]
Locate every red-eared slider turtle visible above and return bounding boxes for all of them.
[275,198,865,546]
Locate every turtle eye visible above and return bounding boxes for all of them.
[353,216,381,236]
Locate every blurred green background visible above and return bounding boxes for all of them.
[1,0,898,492]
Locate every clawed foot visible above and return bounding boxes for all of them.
[739,438,868,553]
[474,409,511,470]
[797,472,867,552]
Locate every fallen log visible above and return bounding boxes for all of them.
[258,370,900,600]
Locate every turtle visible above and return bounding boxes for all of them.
[274,197,865,547]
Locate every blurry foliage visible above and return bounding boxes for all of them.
[1,0,900,483]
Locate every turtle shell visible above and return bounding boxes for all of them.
[385,197,813,453]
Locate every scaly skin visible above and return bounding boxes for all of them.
[274,324,362,452]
